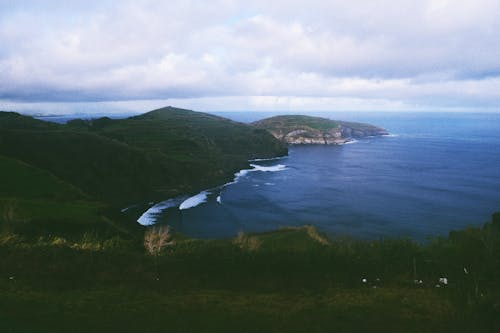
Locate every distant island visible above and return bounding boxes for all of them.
[253,115,388,144]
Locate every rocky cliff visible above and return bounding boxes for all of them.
[252,115,388,145]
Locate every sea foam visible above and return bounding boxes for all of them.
[229,163,287,185]
[137,198,184,226]
[139,161,288,220]
[179,191,210,210]
[249,164,287,172]
[248,155,288,162]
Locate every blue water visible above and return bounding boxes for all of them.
[150,112,500,241]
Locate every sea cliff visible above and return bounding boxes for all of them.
[252,115,388,144]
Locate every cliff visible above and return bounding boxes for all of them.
[252,115,388,145]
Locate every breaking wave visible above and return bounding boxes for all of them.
[179,191,210,210]
[248,155,288,162]
[138,161,288,223]
[137,197,185,226]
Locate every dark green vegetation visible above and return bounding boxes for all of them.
[252,114,385,133]
[254,114,347,131]
[0,107,286,231]
[1,218,499,332]
[0,154,112,235]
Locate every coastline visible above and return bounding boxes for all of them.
[136,155,290,226]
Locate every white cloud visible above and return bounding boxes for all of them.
[1,0,500,112]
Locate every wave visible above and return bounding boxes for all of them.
[382,133,399,137]
[249,163,287,172]
[139,161,288,220]
[227,163,288,185]
[342,139,358,145]
[248,155,288,162]
[137,198,185,226]
[179,190,210,210]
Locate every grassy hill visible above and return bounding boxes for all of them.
[0,154,113,235]
[0,107,286,234]
[253,115,345,131]
[253,115,388,144]
[1,218,499,332]
[0,107,287,209]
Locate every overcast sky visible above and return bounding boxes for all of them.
[1,0,500,114]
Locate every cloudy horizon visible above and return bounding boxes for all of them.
[1,0,500,114]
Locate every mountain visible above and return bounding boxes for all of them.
[0,107,287,233]
[252,115,388,144]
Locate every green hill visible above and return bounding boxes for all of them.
[0,107,287,221]
[0,154,111,235]
[253,115,388,144]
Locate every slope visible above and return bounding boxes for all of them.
[0,108,287,208]
[0,154,109,235]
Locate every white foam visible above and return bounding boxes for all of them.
[138,162,288,216]
[225,163,288,188]
[137,198,183,226]
[383,134,399,137]
[264,182,275,186]
[342,139,358,145]
[248,155,288,162]
[179,191,210,210]
[249,164,287,172]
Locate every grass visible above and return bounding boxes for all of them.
[0,154,113,235]
[253,115,342,131]
[252,114,385,133]
[252,115,388,144]
[0,286,460,333]
[0,155,85,201]
[0,217,499,332]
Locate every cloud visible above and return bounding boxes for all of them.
[1,0,500,112]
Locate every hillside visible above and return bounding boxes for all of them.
[252,115,388,144]
[0,107,287,225]
[0,155,113,235]
[1,217,499,332]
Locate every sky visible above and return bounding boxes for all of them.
[1,0,500,114]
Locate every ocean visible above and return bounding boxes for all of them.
[142,111,500,241]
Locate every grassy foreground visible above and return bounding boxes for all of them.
[1,217,499,332]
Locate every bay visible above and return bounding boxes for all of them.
[149,112,500,241]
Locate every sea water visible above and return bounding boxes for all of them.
[146,112,500,241]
